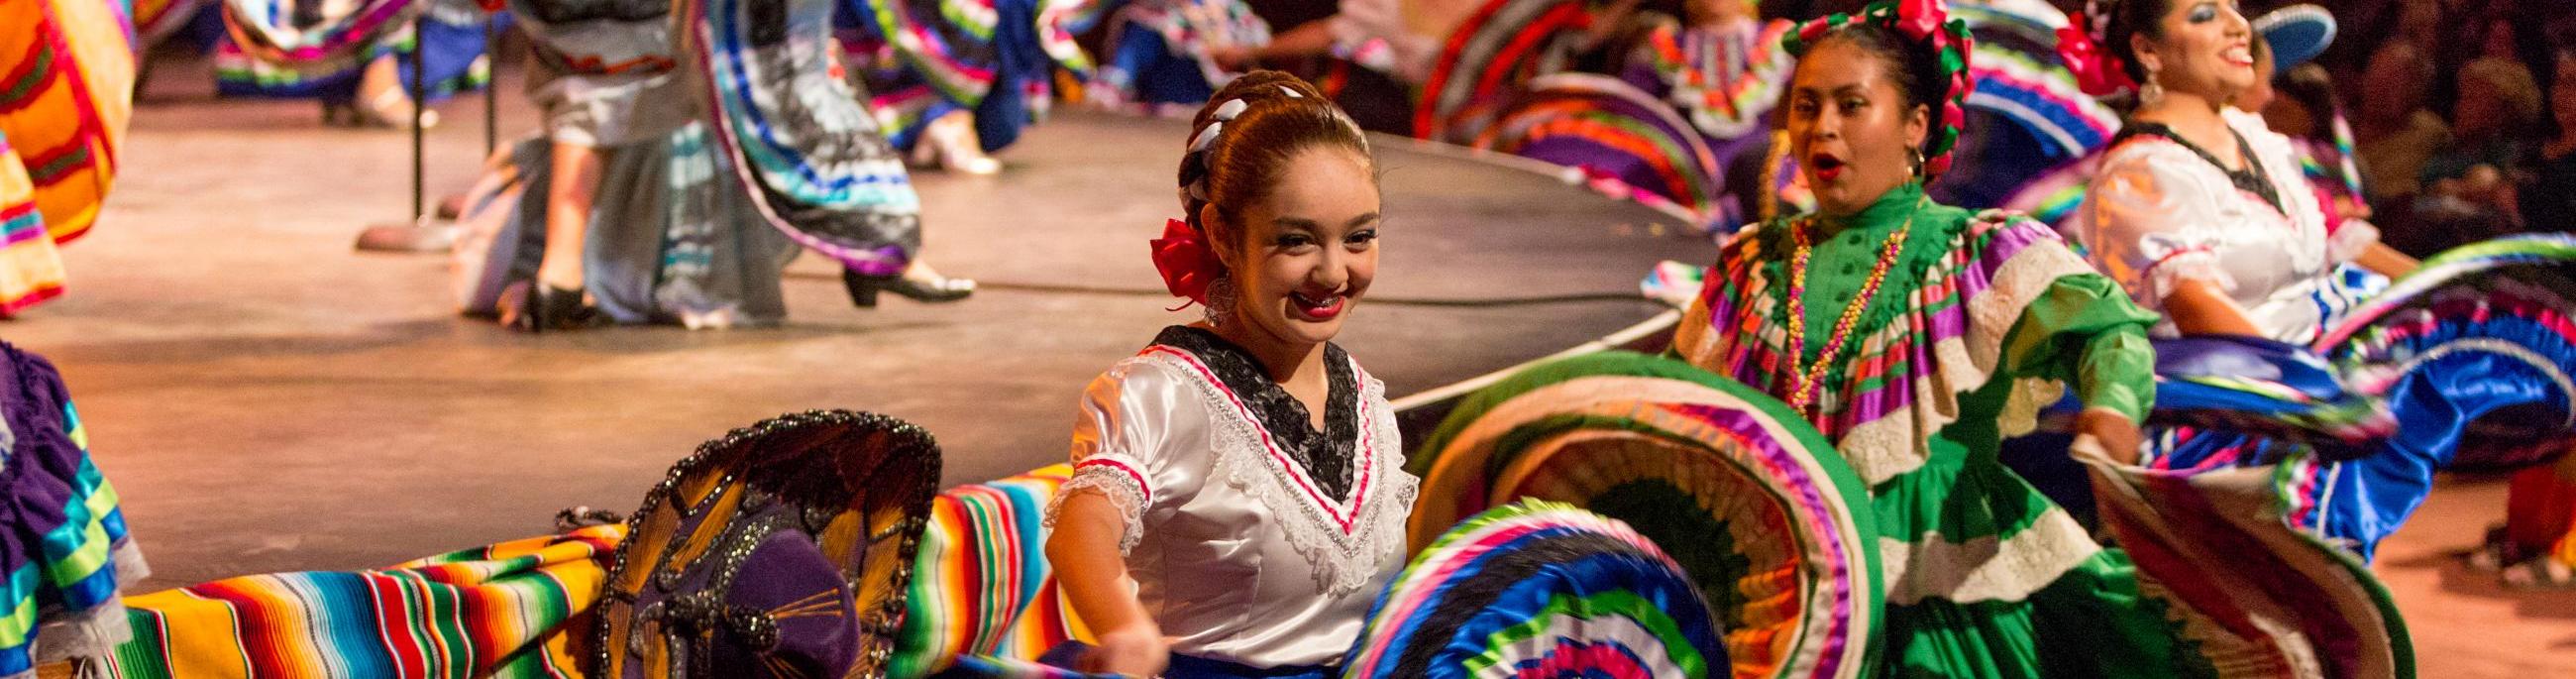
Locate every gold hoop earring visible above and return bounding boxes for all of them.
[2140,68,2165,107]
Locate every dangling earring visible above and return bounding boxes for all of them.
[1203,276,1236,327]
[1908,148,1925,177]
[2139,67,2165,107]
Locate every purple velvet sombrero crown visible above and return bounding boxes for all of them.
[590,410,943,678]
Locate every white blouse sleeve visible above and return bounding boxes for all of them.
[1046,360,1180,555]
[2081,149,2238,310]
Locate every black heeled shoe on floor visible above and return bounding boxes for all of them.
[842,269,975,307]
[506,282,606,332]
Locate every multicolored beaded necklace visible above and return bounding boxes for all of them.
[1782,194,1925,413]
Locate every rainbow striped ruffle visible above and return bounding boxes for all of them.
[217,0,425,80]
[1477,73,1731,234]
[1409,352,1879,679]
[850,0,1090,113]
[2318,235,2576,470]
[838,0,1090,154]
[213,0,498,102]
[0,133,64,316]
[1414,0,1593,144]
[0,0,131,246]
[2078,439,2413,679]
[1642,19,1794,142]
[1951,3,2119,162]
[0,342,144,677]
[688,0,920,277]
[1343,501,1726,679]
[2147,236,2576,560]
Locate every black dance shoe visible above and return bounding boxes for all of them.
[506,282,605,333]
[842,269,975,307]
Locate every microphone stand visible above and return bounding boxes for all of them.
[356,8,499,253]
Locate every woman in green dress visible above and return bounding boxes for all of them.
[1669,1,2202,675]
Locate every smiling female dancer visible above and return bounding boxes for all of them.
[1043,70,1415,679]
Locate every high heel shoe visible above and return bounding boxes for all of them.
[842,269,975,307]
[913,113,1001,174]
[320,101,355,127]
[505,282,605,332]
[355,88,439,130]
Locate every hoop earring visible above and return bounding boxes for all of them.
[1203,277,1236,327]
[2139,69,2165,107]
[1908,148,1925,177]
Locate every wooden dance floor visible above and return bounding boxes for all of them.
[22,59,2575,676]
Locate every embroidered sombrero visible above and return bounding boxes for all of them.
[591,410,943,678]
[2252,4,2335,72]
[1410,351,1880,679]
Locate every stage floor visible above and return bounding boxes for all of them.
[15,57,2571,676]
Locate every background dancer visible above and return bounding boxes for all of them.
[211,0,502,128]
[1668,3,2215,674]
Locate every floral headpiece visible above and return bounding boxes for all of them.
[1152,85,1305,305]
[1779,0,1978,179]
[2055,0,2137,96]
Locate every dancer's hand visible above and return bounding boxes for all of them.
[1084,623,1170,678]
[1209,46,1257,70]
[2078,406,2144,465]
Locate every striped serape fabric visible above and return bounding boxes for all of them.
[88,462,1093,678]
[96,524,621,679]
[891,464,1089,677]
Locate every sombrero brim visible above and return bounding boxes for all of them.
[591,410,943,679]
[2253,4,2336,71]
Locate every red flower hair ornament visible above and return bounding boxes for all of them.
[2056,5,2137,96]
[1150,219,1225,306]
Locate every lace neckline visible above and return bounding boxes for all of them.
[1151,326,1361,502]
[2118,122,2282,212]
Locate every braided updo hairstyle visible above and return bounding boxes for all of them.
[1176,70,1375,257]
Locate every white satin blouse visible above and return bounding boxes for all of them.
[1046,337,1417,669]
[2076,109,2377,344]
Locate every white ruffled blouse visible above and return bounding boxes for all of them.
[1046,327,1417,669]
[2076,109,2377,344]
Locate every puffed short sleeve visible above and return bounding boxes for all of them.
[1045,360,1186,555]
[2080,149,2237,310]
